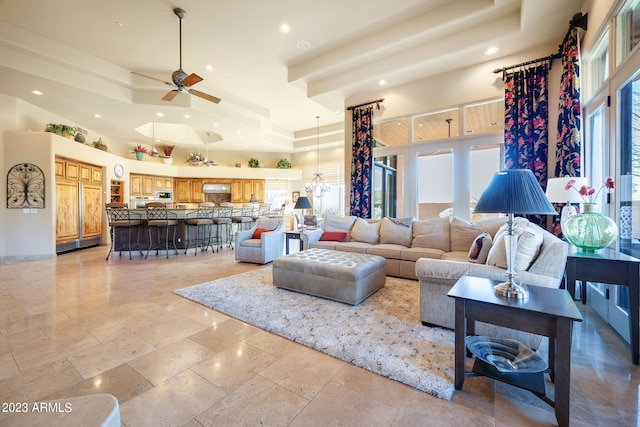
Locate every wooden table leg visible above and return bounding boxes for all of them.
[554,319,572,427]
[454,298,466,390]
[565,259,576,300]
[629,263,639,365]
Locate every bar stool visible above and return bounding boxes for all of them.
[232,203,254,233]
[105,202,143,260]
[184,203,215,255]
[213,205,234,250]
[145,202,178,258]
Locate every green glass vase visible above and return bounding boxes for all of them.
[563,203,618,252]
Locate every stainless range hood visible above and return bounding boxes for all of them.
[202,183,230,193]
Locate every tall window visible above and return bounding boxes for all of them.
[416,150,453,219]
[373,156,398,219]
[616,0,640,66]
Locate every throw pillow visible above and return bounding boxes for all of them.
[380,217,413,247]
[468,232,493,264]
[252,228,272,239]
[486,220,544,271]
[411,217,450,252]
[450,217,507,252]
[323,215,357,241]
[319,231,347,242]
[350,218,380,244]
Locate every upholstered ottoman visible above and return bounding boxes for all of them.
[273,248,387,305]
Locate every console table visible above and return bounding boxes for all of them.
[448,276,582,427]
[285,231,303,254]
[565,246,640,365]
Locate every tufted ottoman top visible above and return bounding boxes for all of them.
[273,248,386,282]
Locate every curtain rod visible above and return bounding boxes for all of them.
[492,53,562,74]
[492,12,587,77]
[346,98,384,111]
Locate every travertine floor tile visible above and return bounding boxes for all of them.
[68,334,156,379]
[0,352,20,381]
[191,341,277,392]
[290,381,397,427]
[259,345,344,400]
[332,364,410,409]
[195,374,308,426]
[128,338,214,386]
[119,370,226,427]
[242,329,297,358]
[43,363,153,404]
[188,318,260,353]
[0,359,83,403]
[136,316,208,347]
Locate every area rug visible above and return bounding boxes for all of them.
[174,267,455,400]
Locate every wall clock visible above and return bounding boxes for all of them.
[114,163,124,178]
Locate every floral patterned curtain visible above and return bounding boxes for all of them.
[504,63,549,226]
[552,27,582,235]
[349,106,374,217]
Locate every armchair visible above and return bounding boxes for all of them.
[235,218,286,264]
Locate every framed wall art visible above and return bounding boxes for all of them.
[292,191,300,203]
[7,163,45,208]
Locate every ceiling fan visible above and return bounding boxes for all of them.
[131,8,221,104]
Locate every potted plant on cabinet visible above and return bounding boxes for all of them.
[45,123,77,139]
[248,158,259,168]
[277,158,292,169]
[161,144,175,164]
[92,138,108,151]
[132,145,148,160]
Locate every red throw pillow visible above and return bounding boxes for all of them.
[252,228,272,239]
[319,231,347,242]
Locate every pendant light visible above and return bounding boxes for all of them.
[304,116,331,198]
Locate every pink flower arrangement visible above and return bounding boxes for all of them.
[565,177,615,203]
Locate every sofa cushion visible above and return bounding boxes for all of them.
[468,232,492,264]
[310,241,339,250]
[411,217,450,252]
[333,242,373,253]
[400,247,445,262]
[320,231,347,242]
[442,251,469,261]
[380,217,413,247]
[365,243,405,260]
[351,218,381,244]
[450,217,507,252]
[323,215,358,241]
[486,220,544,271]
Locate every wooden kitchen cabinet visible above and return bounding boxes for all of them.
[242,180,253,202]
[252,179,264,201]
[174,179,190,202]
[130,175,142,195]
[230,180,242,203]
[65,162,79,180]
[155,176,173,189]
[142,176,154,195]
[91,167,103,184]
[56,181,80,242]
[79,164,91,182]
[55,158,65,178]
[190,179,204,203]
[82,184,102,238]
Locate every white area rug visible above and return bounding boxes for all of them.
[174,267,455,400]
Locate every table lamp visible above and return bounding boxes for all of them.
[545,177,589,232]
[293,196,312,232]
[474,169,557,299]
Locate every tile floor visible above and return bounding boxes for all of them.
[0,246,638,426]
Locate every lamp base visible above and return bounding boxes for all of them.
[494,281,529,299]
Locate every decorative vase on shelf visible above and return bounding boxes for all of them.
[135,152,144,161]
[563,203,618,252]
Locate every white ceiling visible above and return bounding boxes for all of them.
[0,0,584,152]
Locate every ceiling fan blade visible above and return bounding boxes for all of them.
[182,73,203,87]
[131,71,173,86]
[162,90,180,101]
[189,89,221,104]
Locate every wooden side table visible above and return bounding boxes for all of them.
[448,276,582,427]
[565,246,640,365]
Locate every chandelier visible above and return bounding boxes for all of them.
[304,116,331,198]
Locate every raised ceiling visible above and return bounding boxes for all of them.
[0,0,583,152]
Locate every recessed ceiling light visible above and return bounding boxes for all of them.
[236,130,241,134]
[184,114,190,119]
[206,65,215,71]
[93,114,101,118]
[297,41,311,50]
[116,21,124,27]
[31,90,42,95]
[156,112,164,117]
[279,24,291,33]
[378,79,388,86]
[484,46,499,56]
[213,123,219,127]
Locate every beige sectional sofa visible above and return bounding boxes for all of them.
[302,214,569,350]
